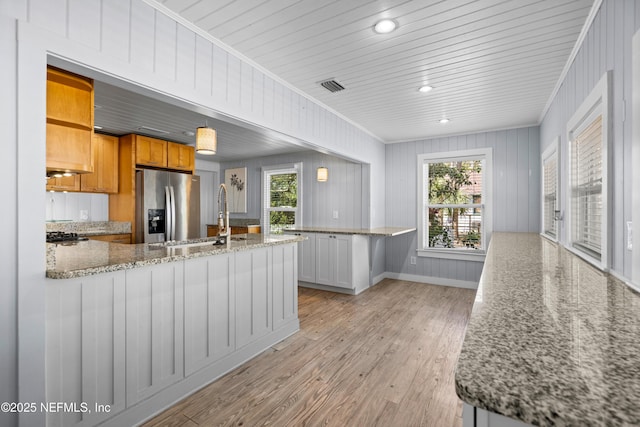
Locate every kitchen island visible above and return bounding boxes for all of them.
[285,226,415,294]
[455,233,640,426]
[45,233,303,427]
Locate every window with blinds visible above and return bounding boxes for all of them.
[542,148,558,239]
[570,115,603,259]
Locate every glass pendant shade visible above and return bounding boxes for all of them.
[317,166,328,182]
[196,126,217,155]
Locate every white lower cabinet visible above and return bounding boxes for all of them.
[125,263,184,406]
[183,254,236,376]
[316,233,352,289]
[287,232,370,293]
[46,272,126,427]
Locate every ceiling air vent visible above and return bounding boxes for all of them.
[319,79,345,93]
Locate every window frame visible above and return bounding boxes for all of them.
[262,163,303,234]
[541,137,560,242]
[565,71,611,270]
[416,148,492,262]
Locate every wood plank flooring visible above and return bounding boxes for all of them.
[143,279,476,427]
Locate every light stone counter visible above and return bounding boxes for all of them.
[46,233,304,279]
[455,232,640,426]
[285,226,415,236]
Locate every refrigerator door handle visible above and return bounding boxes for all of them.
[169,186,176,241]
[165,185,172,241]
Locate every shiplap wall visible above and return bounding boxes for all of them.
[221,152,364,229]
[385,126,540,284]
[1,1,385,426]
[540,0,640,280]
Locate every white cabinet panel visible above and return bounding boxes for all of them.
[125,263,184,406]
[335,234,353,288]
[184,255,236,376]
[315,233,334,286]
[298,232,316,283]
[46,272,126,427]
[235,247,272,348]
[272,243,298,330]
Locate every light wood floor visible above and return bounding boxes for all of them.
[143,279,476,427]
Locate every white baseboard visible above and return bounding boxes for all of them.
[383,272,478,290]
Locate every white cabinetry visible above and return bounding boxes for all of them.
[46,272,126,427]
[316,234,353,289]
[287,232,370,294]
[125,263,184,406]
[183,255,236,376]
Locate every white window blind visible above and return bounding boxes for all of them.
[542,151,558,238]
[571,115,603,259]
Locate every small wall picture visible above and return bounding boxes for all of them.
[225,167,247,213]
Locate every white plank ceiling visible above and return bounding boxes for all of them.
[151,0,595,143]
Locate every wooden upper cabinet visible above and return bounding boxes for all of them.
[167,142,195,172]
[46,174,80,192]
[81,134,119,193]
[46,66,94,174]
[135,135,168,168]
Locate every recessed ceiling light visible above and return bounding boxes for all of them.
[439,118,450,124]
[418,85,433,93]
[373,19,397,34]
[183,131,195,137]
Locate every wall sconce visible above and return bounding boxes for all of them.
[196,123,217,155]
[317,166,328,182]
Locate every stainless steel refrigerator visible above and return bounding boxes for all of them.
[135,169,200,243]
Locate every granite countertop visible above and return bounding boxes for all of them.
[46,233,305,279]
[46,221,131,236]
[285,226,416,237]
[455,232,640,425]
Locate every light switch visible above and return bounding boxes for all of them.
[333,210,339,219]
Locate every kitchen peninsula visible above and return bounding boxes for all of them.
[45,233,303,427]
[455,233,640,426]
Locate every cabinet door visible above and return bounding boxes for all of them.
[46,272,126,427]
[298,233,316,282]
[167,141,194,172]
[125,263,184,406]
[46,174,81,192]
[184,256,236,376]
[334,235,353,289]
[81,134,119,193]
[135,135,167,168]
[315,233,335,286]
[272,243,298,330]
[46,123,93,173]
[236,247,272,348]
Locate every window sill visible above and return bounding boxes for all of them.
[417,248,485,262]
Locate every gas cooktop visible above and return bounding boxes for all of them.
[46,232,89,243]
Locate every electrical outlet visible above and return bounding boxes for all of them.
[627,221,633,250]
[80,210,89,221]
[333,210,339,219]
[410,256,416,265]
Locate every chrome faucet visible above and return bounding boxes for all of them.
[217,183,231,237]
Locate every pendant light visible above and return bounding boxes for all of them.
[196,121,217,155]
[317,166,328,182]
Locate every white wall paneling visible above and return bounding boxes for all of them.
[633,29,640,288]
[46,272,127,427]
[221,151,364,229]
[540,0,640,281]
[272,243,298,331]
[183,255,235,376]
[125,263,184,406]
[385,127,540,285]
[235,247,272,349]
